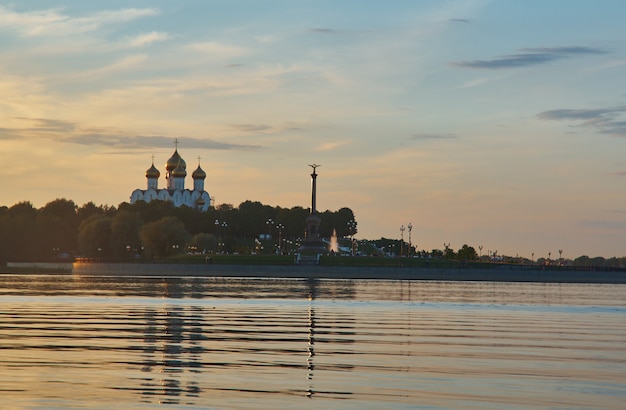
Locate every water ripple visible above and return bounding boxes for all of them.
[0,275,625,409]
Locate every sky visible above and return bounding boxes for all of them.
[1,0,626,258]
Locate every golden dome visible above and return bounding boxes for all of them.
[166,149,186,172]
[145,163,160,179]
[172,161,187,178]
[192,165,206,180]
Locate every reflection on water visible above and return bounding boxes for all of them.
[0,274,625,409]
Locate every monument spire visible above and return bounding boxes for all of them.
[297,164,327,261]
[309,164,320,214]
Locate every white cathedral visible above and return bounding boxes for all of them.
[130,143,212,212]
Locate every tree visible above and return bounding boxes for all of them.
[110,211,143,258]
[78,215,113,257]
[457,244,478,261]
[0,205,38,261]
[140,216,189,258]
[188,233,217,253]
[39,198,79,255]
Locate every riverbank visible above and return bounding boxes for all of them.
[68,262,625,283]
[2,261,624,283]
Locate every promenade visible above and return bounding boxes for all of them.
[68,262,626,284]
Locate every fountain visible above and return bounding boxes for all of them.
[329,229,339,253]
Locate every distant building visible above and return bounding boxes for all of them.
[130,143,211,211]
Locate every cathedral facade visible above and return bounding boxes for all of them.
[130,145,211,212]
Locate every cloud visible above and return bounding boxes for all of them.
[311,28,338,33]
[0,5,159,37]
[74,54,148,80]
[230,124,273,133]
[449,18,470,23]
[520,46,607,55]
[451,46,608,69]
[536,105,626,137]
[315,140,351,152]
[1,117,263,150]
[186,41,247,59]
[128,31,169,47]
[411,133,458,140]
[64,134,262,150]
[13,117,76,133]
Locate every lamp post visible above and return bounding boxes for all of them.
[347,219,357,256]
[221,222,228,253]
[266,218,273,239]
[276,223,284,254]
[400,225,405,257]
[407,223,412,257]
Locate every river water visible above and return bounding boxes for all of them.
[0,274,625,409]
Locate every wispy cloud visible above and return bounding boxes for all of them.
[13,117,76,133]
[411,133,458,140]
[449,18,470,23]
[75,54,148,79]
[64,134,262,150]
[1,117,263,150]
[452,46,608,69]
[230,124,273,133]
[0,5,159,37]
[315,140,351,152]
[128,31,169,47]
[536,105,626,137]
[311,28,339,34]
[186,41,248,59]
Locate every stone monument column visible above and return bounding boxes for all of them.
[298,164,327,257]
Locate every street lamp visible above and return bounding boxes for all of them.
[407,223,412,257]
[276,223,284,254]
[400,225,405,257]
[347,219,357,256]
[266,218,273,239]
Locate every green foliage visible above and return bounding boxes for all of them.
[140,216,189,258]
[188,233,217,253]
[110,211,143,258]
[456,244,478,261]
[78,215,113,257]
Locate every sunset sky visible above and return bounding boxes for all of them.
[2,1,626,258]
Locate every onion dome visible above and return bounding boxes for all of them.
[145,163,160,179]
[172,160,187,178]
[166,149,186,172]
[192,164,206,180]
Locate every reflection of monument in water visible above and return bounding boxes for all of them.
[306,278,317,399]
[297,164,328,262]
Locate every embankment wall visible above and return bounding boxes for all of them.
[70,262,626,283]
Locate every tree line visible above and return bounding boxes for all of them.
[2,198,624,267]
[0,198,357,261]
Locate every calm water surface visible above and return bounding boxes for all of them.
[1,274,625,409]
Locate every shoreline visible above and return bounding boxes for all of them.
[3,261,625,283]
[58,262,626,283]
